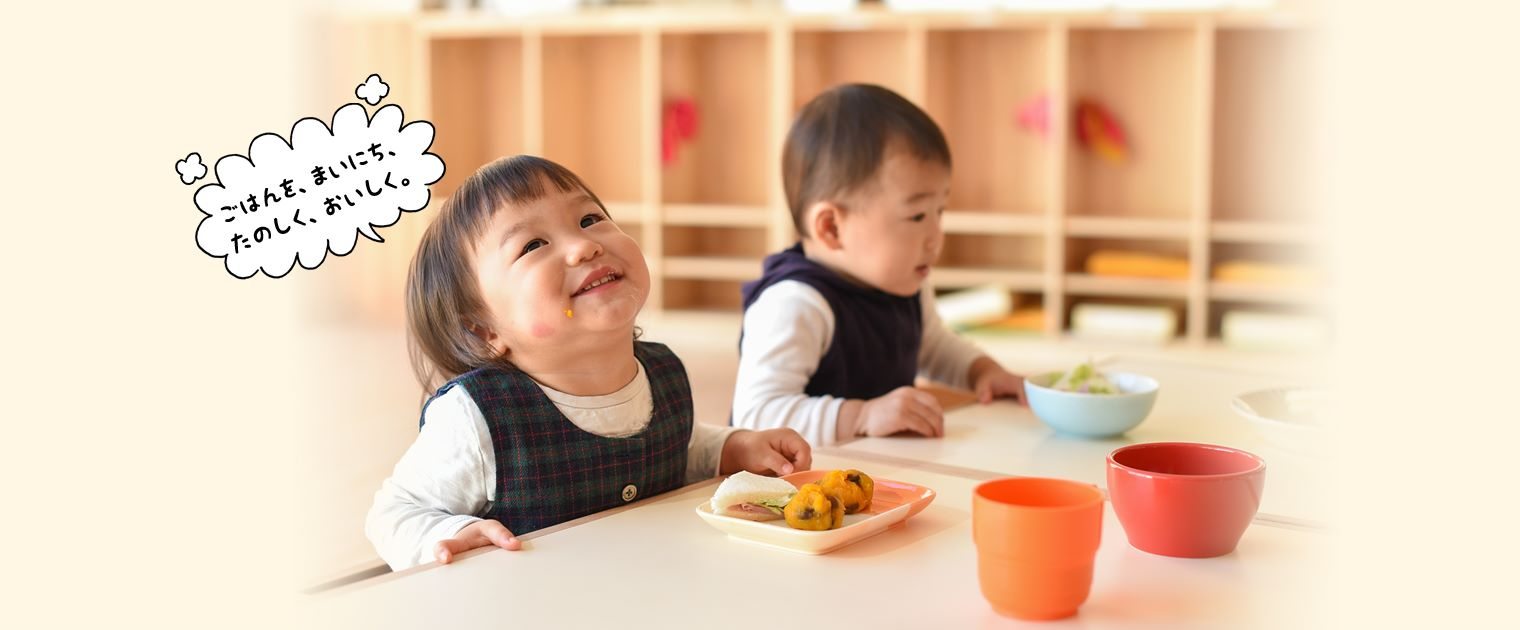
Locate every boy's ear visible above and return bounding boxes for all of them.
[807,201,846,250]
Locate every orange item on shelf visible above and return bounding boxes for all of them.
[980,307,1045,332]
[1212,260,1317,285]
[1085,250,1190,279]
[972,477,1104,620]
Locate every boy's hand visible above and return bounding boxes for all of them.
[855,386,945,438]
[435,519,521,564]
[970,357,1027,406]
[720,428,812,476]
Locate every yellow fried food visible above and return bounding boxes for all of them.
[783,483,844,531]
[818,469,874,514]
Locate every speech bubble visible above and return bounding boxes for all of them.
[193,101,445,279]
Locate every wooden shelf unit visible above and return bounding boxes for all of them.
[399,6,1318,344]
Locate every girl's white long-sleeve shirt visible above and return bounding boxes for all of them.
[366,360,740,570]
[731,280,986,446]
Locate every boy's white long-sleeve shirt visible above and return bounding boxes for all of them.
[731,279,987,446]
[366,360,740,570]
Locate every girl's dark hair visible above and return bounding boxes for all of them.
[782,83,952,236]
[405,155,607,395]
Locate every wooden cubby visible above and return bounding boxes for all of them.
[1064,296,1188,342]
[661,31,771,208]
[1206,299,1329,341]
[663,226,768,258]
[1066,27,1200,221]
[543,34,645,205]
[933,287,1046,334]
[1209,241,1323,304]
[926,27,1051,217]
[664,279,747,312]
[1213,27,1316,227]
[427,36,525,198]
[936,234,1044,291]
[1066,237,1191,303]
[793,29,915,109]
[389,5,1317,345]
[1207,26,1322,340]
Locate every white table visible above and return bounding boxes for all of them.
[846,355,1330,526]
[310,452,1329,628]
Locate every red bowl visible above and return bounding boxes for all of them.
[1106,442,1266,558]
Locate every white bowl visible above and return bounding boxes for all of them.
[1230,387,1328,455]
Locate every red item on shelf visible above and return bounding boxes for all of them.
[661,98,700,166]
[1074,100,1128,164]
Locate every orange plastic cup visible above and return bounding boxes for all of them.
[972,477,1104,621]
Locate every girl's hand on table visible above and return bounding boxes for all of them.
[435,519,522,564]
[720,428,813,476]
[970,358,1027,406]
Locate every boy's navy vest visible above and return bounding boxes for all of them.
[740,243,922,403]
[421,341,692,537]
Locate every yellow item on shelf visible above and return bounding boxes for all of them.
[1212,260,1317,285]
[1085,250,1190,279]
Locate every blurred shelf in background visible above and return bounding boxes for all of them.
[330,2,1322,345]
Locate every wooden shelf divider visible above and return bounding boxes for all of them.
[943,211,1045,235]
[663,204,772,227]
[663,256,764,281]
[1065,216,1191,239]
[934,268,1045,291]
[400,6,1317,344]
[1065,273,1190,299]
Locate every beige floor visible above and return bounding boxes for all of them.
[296,310,1317,587]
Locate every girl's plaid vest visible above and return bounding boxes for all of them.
[421,341,692,536]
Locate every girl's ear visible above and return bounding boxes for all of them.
[807,201,846,251]
[466,320,499,346]
[468,321,511,358]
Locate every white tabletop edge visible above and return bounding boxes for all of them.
[312,477,726,598]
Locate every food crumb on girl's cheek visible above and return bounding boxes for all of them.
[565,309,573,319]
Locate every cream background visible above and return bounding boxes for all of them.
[3,1,314,626]
[1,0,1515,627]
[1316,2,1520,627]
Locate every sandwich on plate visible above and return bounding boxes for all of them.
[709,471,798,522]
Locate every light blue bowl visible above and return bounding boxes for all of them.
[1024,371,1159,438]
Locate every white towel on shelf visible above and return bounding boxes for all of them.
[935,284,1015,329]
[1221,310,1331,351]
[1070,303,1178,344]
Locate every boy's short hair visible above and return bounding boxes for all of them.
[782,83,952,236]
